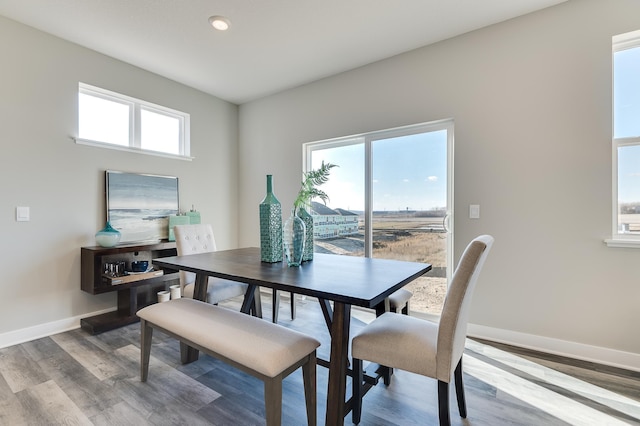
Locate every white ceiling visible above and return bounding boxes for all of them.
[0,0,566,104]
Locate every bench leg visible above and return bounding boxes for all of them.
[302,351,317,426]
[140,319,153,382]
[264,376,282,426]
[272,289,280,323]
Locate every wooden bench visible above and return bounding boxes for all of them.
[137,298,320,425]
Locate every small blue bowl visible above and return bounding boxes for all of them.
[131,260,149,272]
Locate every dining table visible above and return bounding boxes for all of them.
[153,247,431,425]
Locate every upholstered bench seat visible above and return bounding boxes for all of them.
[387,288,413,313]
[137,298,320,425]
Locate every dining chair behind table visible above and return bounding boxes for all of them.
[351,234,494,426]
[173,224,250,307]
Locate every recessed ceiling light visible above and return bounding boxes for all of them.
[208,16,230,31]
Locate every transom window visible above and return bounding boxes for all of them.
[610,30,640,245]
[77,83,191,159]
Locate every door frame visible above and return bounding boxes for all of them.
[304,118,454,286]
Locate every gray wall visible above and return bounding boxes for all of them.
[238,0,640,369]
[0,16,238,337]
[4,0,640,370]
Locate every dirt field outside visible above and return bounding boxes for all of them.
[314,215,447,315]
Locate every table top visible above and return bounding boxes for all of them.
[153,247,432,308]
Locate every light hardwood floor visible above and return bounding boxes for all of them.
[1,294,639,425]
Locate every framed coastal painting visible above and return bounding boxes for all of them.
[105,170,179,243]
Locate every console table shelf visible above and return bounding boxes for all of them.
[80,240,179,334]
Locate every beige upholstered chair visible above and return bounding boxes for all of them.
[173,224,249,306]
[351,235,494,426]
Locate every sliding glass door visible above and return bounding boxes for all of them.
[305,120,453,315]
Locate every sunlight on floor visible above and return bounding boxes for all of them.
[465,339,640,425]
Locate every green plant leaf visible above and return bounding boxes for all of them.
[293,161,337,214]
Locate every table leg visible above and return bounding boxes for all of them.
[325,301,351,426]
[252,287,263,318]
[193,273,208,302]
[240,284,257,314]
[318,298,333,334]
[181,273,209,363]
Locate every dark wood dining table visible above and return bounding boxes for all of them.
[153,247,431,425]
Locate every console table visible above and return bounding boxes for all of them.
[80,240,179,334]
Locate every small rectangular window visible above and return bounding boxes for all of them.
[77,83,191,159]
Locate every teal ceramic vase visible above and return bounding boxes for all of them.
[259,175,283,262]
[298,207,314,262]
[95,221,121,247]
[283,208,306,267]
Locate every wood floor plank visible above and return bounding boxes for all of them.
[0,344,49,393]
[100,344,220,420]
[0,293,639,425]
[0,394,29,425]
[32,337,125,418]
[16,380,92,425]
[50,331,123,381]
[89,401,152,426]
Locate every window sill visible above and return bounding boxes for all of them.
[73,137,194,161]
[604,238,640,248]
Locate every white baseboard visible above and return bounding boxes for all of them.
[2,310,640,373]
[0,308,115,349]
[468,323,640,373]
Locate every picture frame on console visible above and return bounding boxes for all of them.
[106,170,179,244]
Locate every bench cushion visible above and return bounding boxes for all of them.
[137,298,320,378]
[388,288,412,308]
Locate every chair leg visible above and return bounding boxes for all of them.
[264,376,283,426]
[302,351,317,426]
[140,319,153,382]
[272,289,280,323]
[402,300,410,315]
[352,357,364,424]
[290,292,296,320]
[438,380,451,426]
[454,358,467,418]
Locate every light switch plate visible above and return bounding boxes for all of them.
[16,206,30,222]
[469,204,480,219]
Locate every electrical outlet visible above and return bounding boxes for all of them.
[469,204,480,219]
[16,206,30,222]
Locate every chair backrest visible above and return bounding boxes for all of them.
[174,224,218,287]
[436,234,494,381]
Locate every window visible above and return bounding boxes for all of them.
[610,30,640,245]
[304,120,453,315]
[77,83,190,158]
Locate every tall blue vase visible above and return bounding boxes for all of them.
[259,175,283,263]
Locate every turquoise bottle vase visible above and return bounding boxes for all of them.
[259,175,283,262]
[95,221,121,247]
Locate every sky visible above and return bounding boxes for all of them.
[310,130,448,212]
[615,46,640,204]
